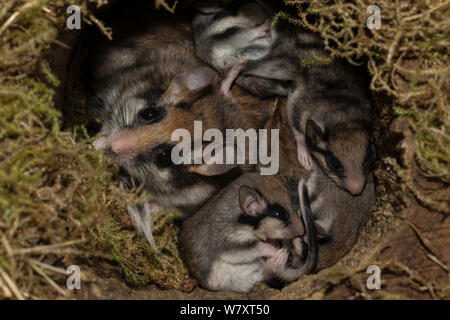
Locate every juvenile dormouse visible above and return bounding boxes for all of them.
[85,20,274,248]
[192,0,324,97]
[179,173,317,293]
[90,64,273,210]
[262,98,375,270]
[286,68,375,196]
[268,179,318,283]
[303,167,375,271]
[192,0,376,196]
[85,20,215,249]
[91,66,274,247]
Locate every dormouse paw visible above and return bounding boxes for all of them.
[253,18,272,40]
[260,242,279,258]
[297,147,313,171]
[268,249,289,266]
[220,58,248,97]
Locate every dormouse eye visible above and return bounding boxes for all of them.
[156,148,172,168]
[269,204,289,221]
[325,153,343,173]
[138,107,164,124]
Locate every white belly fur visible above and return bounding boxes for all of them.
[206,259,265,293]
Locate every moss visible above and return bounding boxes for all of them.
[0,0,188,298]
[88,206,188,288]
[300,54,333,68]
[323,271,348,280]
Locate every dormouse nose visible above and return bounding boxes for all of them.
[111,132,137,155]
[291,216,305,238]
[343,176,366,195]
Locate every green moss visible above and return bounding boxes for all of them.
[87,203,188,288]
[324,271,348,280]
[272,11,304,27]
[300,54,333,68]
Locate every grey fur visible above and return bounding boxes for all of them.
[264,100,375,272]
[192,0,375,195]
[179,173,317,292]
[85,20,272,248]
[305,169,375,271]
[192,0,324,97]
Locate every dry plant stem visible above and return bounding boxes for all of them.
[0,233,17,282]
[85,11,113,40]
[10,240,85,256]
[402,1,450,22]
[26,259,70,275]
[29,262,68,298]
[426,254,449,273]
[0,12,19,36]
[0,0,41,36]
[405,219,440,257]
[404,219,449,273]
[383,261,436,299]
[0,265,24,300]
[0,274,13,298]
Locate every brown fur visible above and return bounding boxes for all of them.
[85,17,274,213]
[264,100,375,271]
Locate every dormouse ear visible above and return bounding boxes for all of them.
[187,141,238,176]
[239,185,267,216]
[162,67,216,105]
[305,120,324,149]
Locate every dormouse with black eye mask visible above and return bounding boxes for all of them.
[179,173,317,293]
[286,67,375,196]
[84,18,272,250]
[191,0,376,195]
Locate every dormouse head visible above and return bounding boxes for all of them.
[93,67,239,193]
[194,0,269,22]
[193,0,274,46]
[260,180,318,282]
[237,184,305,250]
[304,119,376,195]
